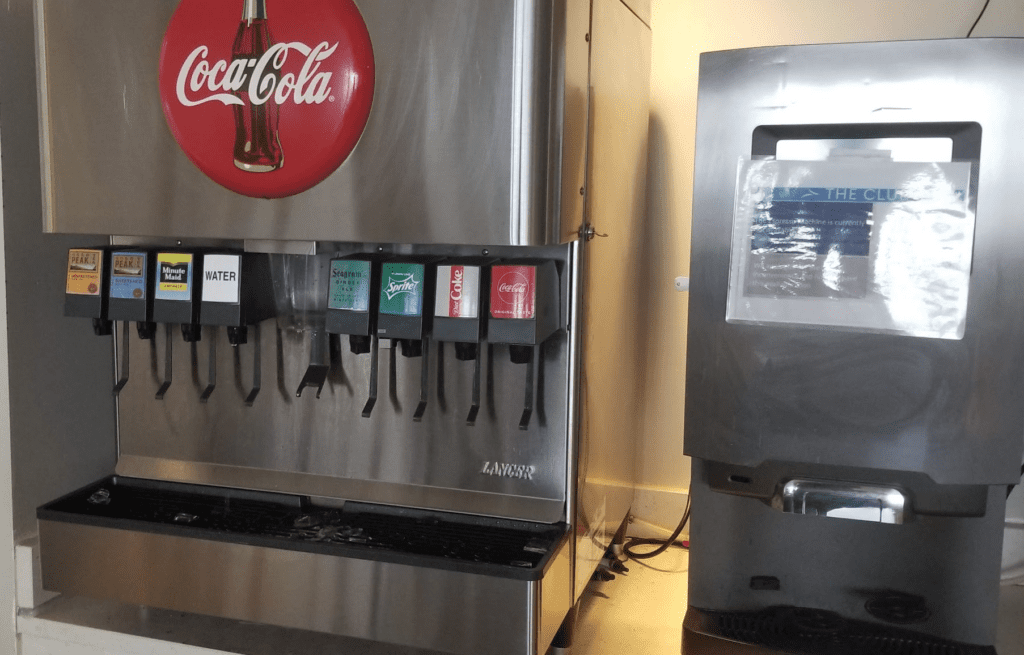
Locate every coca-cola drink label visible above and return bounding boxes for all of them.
[155,253,195,302]
[435,265,480,319]
[159,0,374,199]
[379,263,425,317]
[490,265,536,320]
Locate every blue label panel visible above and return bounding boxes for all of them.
[110,251,147,300]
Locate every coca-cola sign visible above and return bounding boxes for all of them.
[159,0,374,199]
[490,266,537,320]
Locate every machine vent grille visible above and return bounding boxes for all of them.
[689,606,995,655]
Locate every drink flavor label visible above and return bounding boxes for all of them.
[66,249,103,296]
[155,253,194,301]
[110,252,147,300]
[379,262,424,317]
[435,265,480,318]
[328,259,371,311]
[490,265,536,320]
[201,254,241,304]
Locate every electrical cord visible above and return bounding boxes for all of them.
[623,494,691,560]
[966,0,991,38]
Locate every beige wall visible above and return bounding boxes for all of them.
[640,0,1023,511]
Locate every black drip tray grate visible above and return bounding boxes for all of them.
[39,476,568,581]
[687,606,996,655]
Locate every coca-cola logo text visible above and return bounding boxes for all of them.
[450,268,464,301]
[176,42,338,107]
[498,282,528,294]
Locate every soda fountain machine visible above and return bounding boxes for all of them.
[0,1,652,654]
[684,39,1024,654]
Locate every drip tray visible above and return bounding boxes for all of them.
[684,606,997,655]
[36,476,573,655]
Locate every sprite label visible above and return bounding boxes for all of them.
[379,262,425,316]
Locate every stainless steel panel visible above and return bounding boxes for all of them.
[0,0,117,542]
[39,520,573,655]
[115,243,572,524]
[36,0,586,247]
[686,39,1024,485]
[573,0,650,600]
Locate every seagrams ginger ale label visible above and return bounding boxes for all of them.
[158,0,375,199]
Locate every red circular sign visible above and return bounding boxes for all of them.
[159,0,374,199]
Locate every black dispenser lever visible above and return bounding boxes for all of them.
[244,323,262,406]
[432,262,492,426]
[152,251,203,399]
[325,256,383,417]
[199,252,274,404]
[487,261,560,432]
[361,334,379,417]
[376,259,437,422]
[107,251,157,396]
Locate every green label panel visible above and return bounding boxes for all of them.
[328,260,372,311]
[379,263,425,316]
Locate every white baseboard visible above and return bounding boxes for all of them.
[628,486,690,540]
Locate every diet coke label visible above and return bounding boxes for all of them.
[435,265,480,319]
[159,0,374,199]
[490,266,536,320]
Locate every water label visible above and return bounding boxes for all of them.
[379,262,424,316]
[66,249,103,296]
[202,254,241,304]
[328,259,371,311]
[435,265,480,318]
[155,252,194,301]
[110,252,147,300]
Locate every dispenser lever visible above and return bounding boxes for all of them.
[466,340,483,426]
[112,321,130,396]
[518,346,537,431]
[361,335,379,418]
[200,326,216,403]
[155,323,173,399]
[244,323,261,406]
[413,336,430,422]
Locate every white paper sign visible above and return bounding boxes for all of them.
[201,254,241,304]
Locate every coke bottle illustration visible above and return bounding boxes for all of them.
[232,0,284,172]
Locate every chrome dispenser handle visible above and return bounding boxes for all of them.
[199,326,216,403]
[244,323,261,406]
[360,334,379,417]
[112,321,130,396]
[155,323,173,400]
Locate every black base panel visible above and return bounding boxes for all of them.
[38,476,568,582]
[683,606,997,655]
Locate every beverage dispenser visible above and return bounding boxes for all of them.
[12,0,653,654]
[684,39,1024,654]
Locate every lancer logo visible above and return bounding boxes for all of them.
[480,461,536,481]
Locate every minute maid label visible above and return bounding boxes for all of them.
[110,252,147,300]
[379,262,424,316]
[155,252,193,301]
[328,259,371,312]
